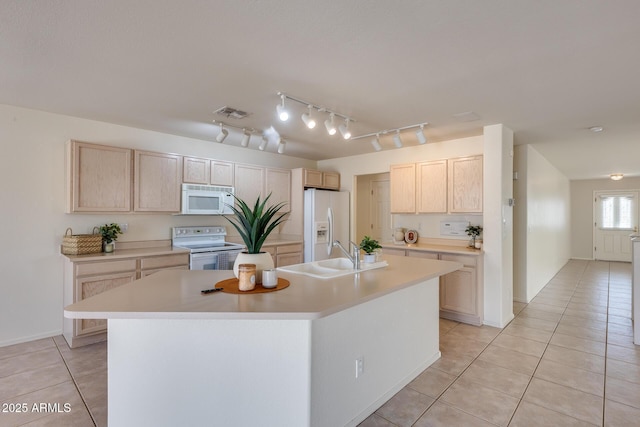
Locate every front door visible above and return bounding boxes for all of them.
[594,191,639,262]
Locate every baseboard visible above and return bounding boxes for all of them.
[0,329,62,348]
[483,312,514,329]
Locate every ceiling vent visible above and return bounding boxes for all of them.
[214,106,250,120]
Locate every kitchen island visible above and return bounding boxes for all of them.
[64,255,461,427]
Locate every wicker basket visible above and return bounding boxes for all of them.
[62,227,103,255]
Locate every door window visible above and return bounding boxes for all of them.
[600,195,634,230]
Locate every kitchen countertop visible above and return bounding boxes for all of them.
[64,255,461,321]
[62,245,190,262]
[381,241,483,256]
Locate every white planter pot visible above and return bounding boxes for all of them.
[363,253,376,263]
[233,252,274,284]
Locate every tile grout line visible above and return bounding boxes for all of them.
[52,339,98,427]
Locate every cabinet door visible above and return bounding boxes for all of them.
[75,271,137,336]
[448,156,483,213]
[134,151,183,212]
[265,168,291,213]
[67,141,132,212]
[234,164,264,205]
[211,161,234,186]
[439,267,477,316]
[323,172,340,190]
[417,160,447,213]
[183,156,210,184]
[303,169,323,188]
[390,163,416,213]
[276,252,302,267]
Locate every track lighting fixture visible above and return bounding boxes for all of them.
[325,113,337,136]
[416,125,427,144]
[339,119,351,140]
[277,139,286,154]
[276,94,289,121]
[240,129,251,147]
[393,131,403,148]
[216,125,229,143]
[258,136,268,151]
[301,105,316,129]
[371,135,382,151]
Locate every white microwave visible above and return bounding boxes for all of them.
[180,184,234,215]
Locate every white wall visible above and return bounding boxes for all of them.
[513,145,571,303]
[571,177,640,260]
[0,104,315,346]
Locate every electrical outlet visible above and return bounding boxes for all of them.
[119,223,128,233]
[355,357,364,378]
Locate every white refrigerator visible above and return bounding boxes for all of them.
[304,189,350,262]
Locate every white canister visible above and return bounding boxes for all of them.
[262,269,278,288]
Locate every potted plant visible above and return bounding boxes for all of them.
[359,235,382,263]
[225,193,288,286]
[465,225,483,248]
[99,223,122,253]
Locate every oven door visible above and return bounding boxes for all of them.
[190,252,220,270]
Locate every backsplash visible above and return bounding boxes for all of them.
[391,214,483,242]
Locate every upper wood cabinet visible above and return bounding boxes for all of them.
[134,150,183,212]
[416,160,447,213]
[182,156,210,184]
[303,169,340,190]
[390,155,483,214]
[390,163,416,213]
[66,141,132,213]
[448,155,483,213]
[234,163,265,204]
[265,168,291,213]
[211,160,234,186]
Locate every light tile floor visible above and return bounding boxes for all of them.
[0,260,638,426]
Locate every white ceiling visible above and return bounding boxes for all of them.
[2,1,640,180]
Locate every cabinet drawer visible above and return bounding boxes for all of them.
[276,243,303,254]
[382,248,407,257]
[407,250,438,259]
[140,254,189,270]
[140,265,189,277]
[75,259,137,276]
[440,253,476,267]
[276,252,302,267]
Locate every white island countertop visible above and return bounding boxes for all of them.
[64,255,462,321]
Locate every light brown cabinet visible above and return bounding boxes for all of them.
[390,163,416,213]
[275,243,303,267]
[134,150,183,212]
[416,160,447,213]
[303,169,340,190]
[211,160,234,186]
[448,155,483,213]
[182,156,211,184]
[265,168,291,213]
[390,155,483,214]
[66,140,132,213]
[439,253,483,325]
[63,251,189,347]
[234,163,265,204]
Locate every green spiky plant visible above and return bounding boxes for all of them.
[224,193,288,254]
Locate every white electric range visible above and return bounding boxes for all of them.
[171,226,244,270]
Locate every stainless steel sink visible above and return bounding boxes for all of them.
[277,257,388,279]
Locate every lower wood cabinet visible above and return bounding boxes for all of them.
[63,251,189,347]
[262,242,303,268]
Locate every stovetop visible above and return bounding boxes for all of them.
[171,226,244,253]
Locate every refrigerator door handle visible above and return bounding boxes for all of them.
[327,207,333,256]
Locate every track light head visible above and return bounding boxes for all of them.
[325,113,337,136]
[216,125,229,143]
[339,119,351,140]
[277,139,286,154]
[258,136,268,151]
[393,131,403,148]
[276,95,289,121]
[240,129,251,147]
[416,125,427,144]
[371,135,382,151]
[301,105,316,129]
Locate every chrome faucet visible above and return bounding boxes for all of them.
[333,240,361,270]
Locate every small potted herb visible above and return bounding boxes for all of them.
[359,235,382,263]
[465,225,483,248]
[99,223,122,253]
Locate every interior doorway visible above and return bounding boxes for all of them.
[593,190,639,262]
[355,173,391,242]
